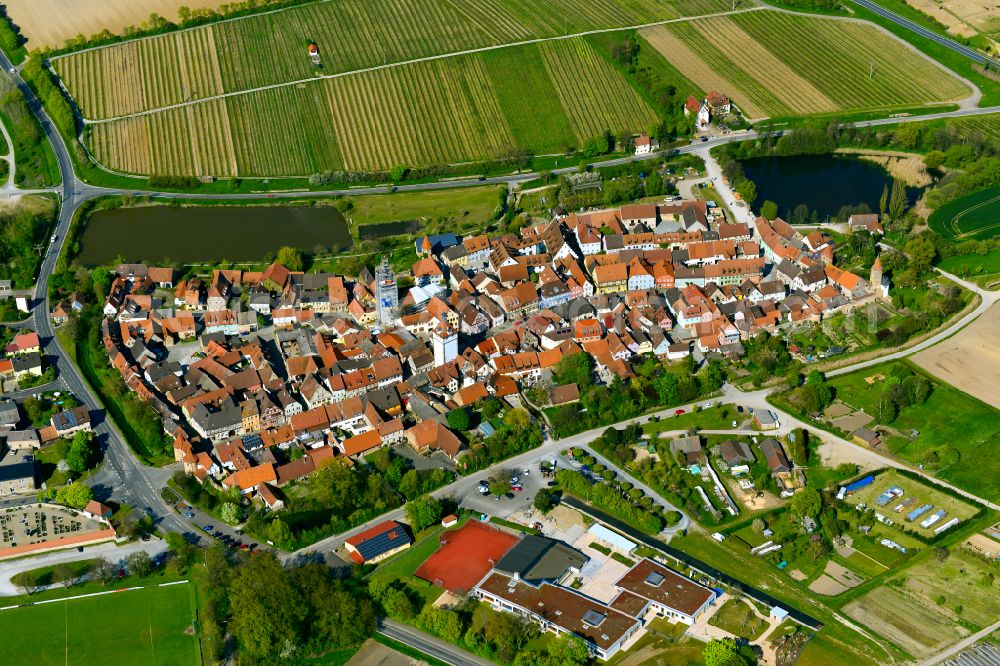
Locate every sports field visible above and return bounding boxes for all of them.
[414,521,518,594]
[85,37,660,175]
[0,583,198,666]
[928,186,1000,241]
[53,0,733,120]
[640,11,970,118]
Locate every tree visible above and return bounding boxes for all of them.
[904,236,937,274]
[879,183,889,216]
[94,557,116,585]
[547,633,590,665]
[266,518,294,547]
[11,571,37,595]
[888,178,907,220]
[405,495,442,532]
[229,553,309,663]
[220,502,243,525]
[276,246,304,271]
[126,551,154,578]
[924,150,946,172]
[55,481,93,509]
[66,431,97,473]
[752,518,765,533]
[446,408,471,432]
[505,407,531,432]
[703,637,753,666]
[52,563,76,587]
[534,488,554,512]
[554,352,595,387]
[790,487,822,519]
[760,200,779,221]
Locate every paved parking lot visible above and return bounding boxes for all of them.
[457,454,560,519]
[0,504,107,550]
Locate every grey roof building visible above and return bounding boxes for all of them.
[494,535,588,586]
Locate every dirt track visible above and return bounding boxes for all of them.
[5,0,229,50]
[912,301,1000,409]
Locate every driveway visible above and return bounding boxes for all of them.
[0,538,167,596]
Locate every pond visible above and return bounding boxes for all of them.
[76,204,352,265]
[357,219,421,240]
[739,154,920,221]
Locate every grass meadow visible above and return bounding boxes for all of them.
[827,362,1000,503]
[0,583,198,666]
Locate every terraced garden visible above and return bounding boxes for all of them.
[86,38,660,176]
[54,0,736,120]
[640,11,971,118]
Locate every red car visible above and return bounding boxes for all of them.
[675,409,685,415]
[511,486,523,492]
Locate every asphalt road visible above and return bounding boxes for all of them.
[379,619,493,666]
[846,0,1000,69]
[1,40,998,559]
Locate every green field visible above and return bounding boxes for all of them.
[86,37,660,176]
[345,185,501,230]
[827,362,1000,502]
[0,583,198,666]
[640,11,970,119]
[938,249,1000,287]
[707,598,769,640]
[56,0,732,120]
[928,186,1000,241]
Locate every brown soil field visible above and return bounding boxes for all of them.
[844,586,967,659]
[912,301,1000,409]
[905,0,1000,37]
[5,0,230,50]
[347,639,426,666]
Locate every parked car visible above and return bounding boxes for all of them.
[185,512,194,519]
[202,525,213,532]
[732,421,738,428]
[675,409,685,415]
[737,406,744,414]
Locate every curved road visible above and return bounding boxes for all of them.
[1,40,998,555]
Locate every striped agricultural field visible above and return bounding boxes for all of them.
[539,38,659,142]
[642,11,971,119]
[730,12,970,109]
[640,23,783,119]
[53,0,738,120]
[85,39,664,176]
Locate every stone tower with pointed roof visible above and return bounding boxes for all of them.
[870,255,887,300]
[375,256,398,325]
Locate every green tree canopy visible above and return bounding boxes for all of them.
[405,495,443,532]
[760,200,779,221]
[447,407,471,431]
[276,246,304,271]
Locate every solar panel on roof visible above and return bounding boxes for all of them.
[356,526,411,560]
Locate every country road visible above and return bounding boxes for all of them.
[1,24,998,569]
[846,0,1000,69]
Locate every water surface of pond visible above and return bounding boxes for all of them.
[77,205,351,265]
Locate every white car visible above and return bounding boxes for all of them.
[732,420,738,428]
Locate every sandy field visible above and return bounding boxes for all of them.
[347,639,426,666]
[905,0,1000,37]
[5,0,230,50]
[912,301,1000,409]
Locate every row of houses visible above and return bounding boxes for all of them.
[98,199,883,510]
